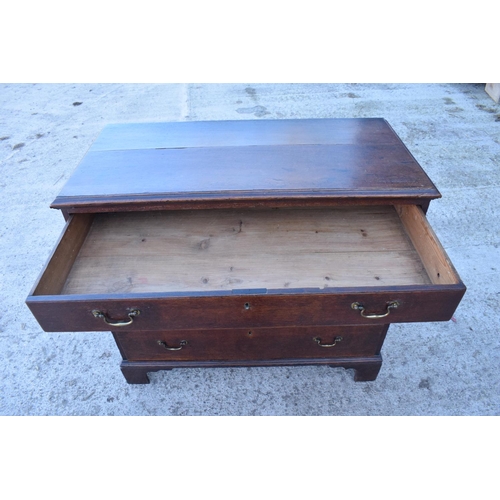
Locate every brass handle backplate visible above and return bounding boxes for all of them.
[314,336,343,348]
[92,309,140,327]
[157,340,188,351]
[351,300,399,319]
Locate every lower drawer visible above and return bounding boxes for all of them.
[113,325,388,362]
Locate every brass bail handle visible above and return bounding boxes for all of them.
[157,340,188,351]
[314,336,343,348]
[92,309,140,327]
[351,300,399,319]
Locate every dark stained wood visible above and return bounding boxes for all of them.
[53,196,434,214]
[347,358,383,382]
[90,118,402,151]
[51,119,440,212]
[26,284,466,333]
[53,145,438,199]
[119,355,384,384]
[113,325,387,362]
[52,145,438,207]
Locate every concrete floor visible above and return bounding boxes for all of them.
[0,83,498,416]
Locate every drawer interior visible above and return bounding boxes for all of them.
[33,205,460,296]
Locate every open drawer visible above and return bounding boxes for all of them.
[26,205,466,332]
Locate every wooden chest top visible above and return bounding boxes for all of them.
[51,118,440,213]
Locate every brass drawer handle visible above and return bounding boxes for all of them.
[92,309,140,326]
[314,336,343,348]
[351,300,399,319]
[157,340,188,351]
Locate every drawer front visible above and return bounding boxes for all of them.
[114,325,388,362]
[27,287,465,332]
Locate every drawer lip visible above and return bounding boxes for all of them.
[50,190,441,213]
[27,282,466,301]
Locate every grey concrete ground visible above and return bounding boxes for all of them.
[0,83,498,416]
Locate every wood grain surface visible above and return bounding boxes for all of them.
[26,285,467,332]
[60,206,431,295]
[89,118,403,151]
[113,324,388,361]
[51,119,440,211]
[31,214,93,295]
[397,204,460,285]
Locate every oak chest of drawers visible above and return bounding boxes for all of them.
[26,118,466,383]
